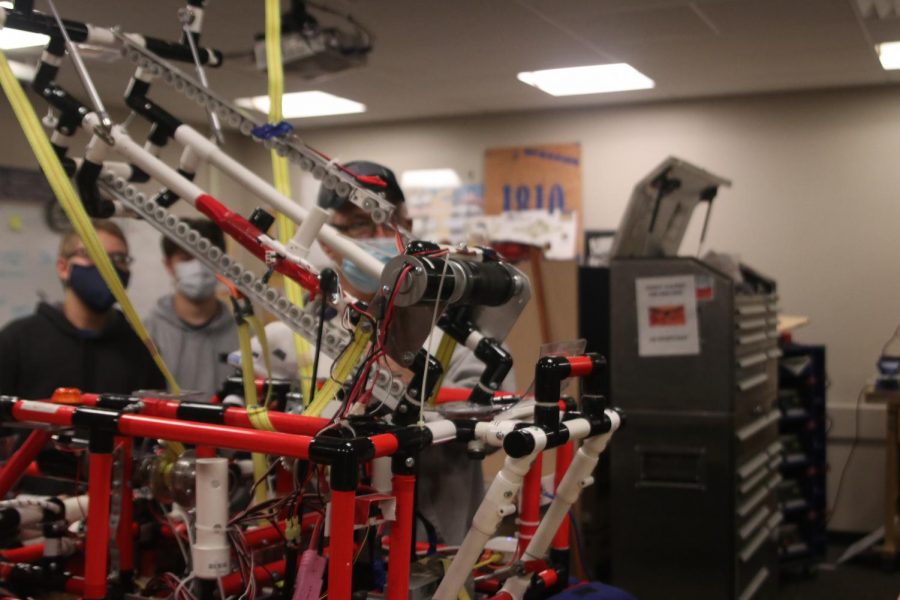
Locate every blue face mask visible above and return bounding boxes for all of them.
[341,237,398,295]
[68,264,130,313]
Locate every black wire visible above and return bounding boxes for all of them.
[827,385,865,523]
[307,295,328,409]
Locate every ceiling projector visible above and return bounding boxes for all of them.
[253,0,372,79]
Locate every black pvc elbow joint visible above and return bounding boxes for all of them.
[308,436,376,491]
[468,337,512,406]
[75,160,115,218]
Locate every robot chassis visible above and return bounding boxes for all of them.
[0,2,624,599]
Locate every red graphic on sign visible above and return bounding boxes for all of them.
[649,305,686,326]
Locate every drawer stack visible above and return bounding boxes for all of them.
[606,258,780,600]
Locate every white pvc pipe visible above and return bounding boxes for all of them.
[499,410,621,599]
[425,419,457,445]
[289,205,330,259]
[434,427,548,600]
[371,457,392,494]
[192,458,230,579]
[174,125,384,278]
[82,115,206,202]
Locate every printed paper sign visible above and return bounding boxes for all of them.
[635,275,700,356]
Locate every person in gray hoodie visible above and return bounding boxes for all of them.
[144,219,238,401]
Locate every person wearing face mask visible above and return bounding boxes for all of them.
[0,220,166,400]
[317,161,516,546]
[143,219,238,401]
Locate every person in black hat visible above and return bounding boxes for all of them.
[316,161,515,546]
[317,160,410,298]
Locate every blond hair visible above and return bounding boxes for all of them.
[58,220,128,257]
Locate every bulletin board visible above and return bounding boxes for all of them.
[483,143,582,258]
[0,166,172,327]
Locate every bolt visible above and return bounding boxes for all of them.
[398,404,408,413]
[404,457,415,468]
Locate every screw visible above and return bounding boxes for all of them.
[382,285,391,295]
[400,351,415,365]
[404,457,415,468]
[398,404,408,413]
[504,490,513,498]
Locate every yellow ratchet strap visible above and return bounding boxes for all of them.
[246,314,274,406]
[265,0,314,401]
[237,317,274,504]
[0,52,182,396]
[428,334,458,405]
[303,324,372,418]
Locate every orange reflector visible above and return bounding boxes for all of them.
[51,387,82,404]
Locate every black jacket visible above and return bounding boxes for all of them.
[0,302,166,399]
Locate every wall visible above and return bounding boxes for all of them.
[230,85,900,531]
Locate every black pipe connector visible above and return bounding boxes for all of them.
[308,436,376,491]
[75,159,116,218]
[469,337,513,405]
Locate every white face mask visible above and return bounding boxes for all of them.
[174,259,218,301]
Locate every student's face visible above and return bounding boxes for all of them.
[163,249,193,278]
[321,205,389,264]
[56,230,131,283]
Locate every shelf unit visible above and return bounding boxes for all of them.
[776,344,827,571]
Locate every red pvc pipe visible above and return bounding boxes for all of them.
[0,544,43,563]
[115,415,312,459]
[138,396,328,435]
[0,429,51,496]
[387,474,416,600]
[65,577,84,595]
[434,388,515,404]
[115,438,134,577]
[567,356,594,377]
[11,402,75,426]
[84,451,113,599]
[519,454,543,556]
[221,560,285,595]
[328,490,357,600]
[552,442,574,551]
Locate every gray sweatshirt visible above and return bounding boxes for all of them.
[416,343,517,546]
[144,295,239,401]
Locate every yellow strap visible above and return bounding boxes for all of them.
[245,314,274,406]
[265,0,314,401]
[237,318,272,504]
[428,334,458,405]
[303,324,372,417]
[284,515,302,542]
[0,51,181,395]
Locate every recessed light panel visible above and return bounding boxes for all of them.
[517,63,654,96]
[236,91,365,119]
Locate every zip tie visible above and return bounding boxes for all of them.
[251,121,294,140]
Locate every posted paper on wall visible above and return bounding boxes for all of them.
[635,275,700,357]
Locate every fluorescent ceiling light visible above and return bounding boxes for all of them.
[877,41,900,70]
[401,168,462,189]
[235,91,365,119]
[517,63,654,96]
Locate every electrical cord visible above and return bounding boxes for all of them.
[827,384,865,523]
